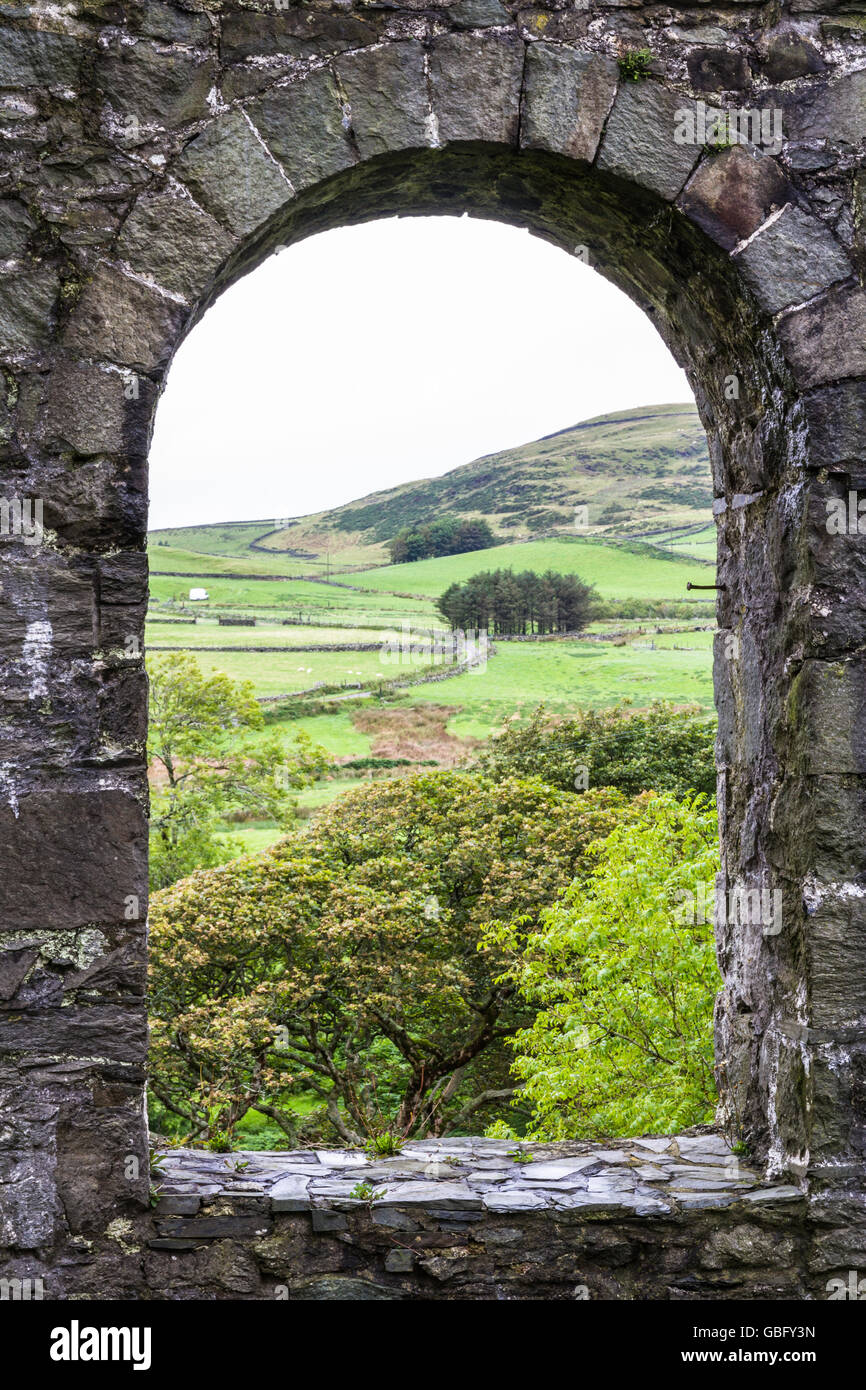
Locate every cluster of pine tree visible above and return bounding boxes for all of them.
[388,515,496,564]
[437,568,596,636]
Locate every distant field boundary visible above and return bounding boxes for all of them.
[148,625,715,654]
[151,570,309,582]
[147,642,436,653]
[256,639,495,705]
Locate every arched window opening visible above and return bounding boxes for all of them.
[146,214,720,1154]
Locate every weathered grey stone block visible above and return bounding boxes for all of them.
[270,1176,311,1212]
[0,1162,61,1250]
[220,9,375,63]
[809,1043,866,1164]
[336,42,428,158]
[679,147,791,251]
[0,23,82,89]
[134,1,212,47]
[0,558,96,664]
[64,264,186,373]
[702,1221,795,1268]
[0,201,34,261]
[521,45,617,164]
[291,1275,398,1299]
[310,1207,348,1232]
[0,1003,146,1063]
[379,1181,482,1209]
[809,894,866,1028]
[762,31,826,84]
[247,71,354,195]
[451,0,510,26]
[173,112,292,239]
[55,1094,147,1232]
[803,381,866,472]
[774,777,866,885]
[788,659,866,777]
[97,552,149,609]
[429,33,523,146]
[0,946,38,1002]
[735,205,852,315]
[96,37,215,130]
[0,791,147,931]
[152,1195,201,1218]
[597,83,700,201]
[687,47,751,93]
[117,188,236,303]
[778,285,866,390]
[784,68,866,146]
[482,1188,553,1211]
[384,1248,414,1272]
[0,271,59,354]
[155,1216,271,1238]
[40,359,153,458]
[740,1186,802,1204]
[372,1207,417,1230]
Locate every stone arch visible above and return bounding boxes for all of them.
[1,7,864,1282]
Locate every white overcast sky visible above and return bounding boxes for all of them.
[148,215,692,532]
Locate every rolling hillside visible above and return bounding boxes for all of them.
[358,536,710,603]
[146,402,717,858]
[149,403,712,571]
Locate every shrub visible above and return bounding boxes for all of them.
[479,701,716,799]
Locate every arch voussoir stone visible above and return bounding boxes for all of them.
[1,0,865,1299]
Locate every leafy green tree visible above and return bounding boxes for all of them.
[388,516,496,564]
[148,653,327,890]
[148,773,632,1145]
[437,568,595,635]
[486,793,721,1140]
[479,701,716,798]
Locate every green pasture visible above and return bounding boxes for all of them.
[149,530,389,574]
[148,544,309,577]
[358,536,713,602]
[239,710,372,760]
[183,644,441,698]
[398,630,715,740]
[149,572,437,623]
[654,523,717,557]
[145,620,433,651]
[149,523,282,558]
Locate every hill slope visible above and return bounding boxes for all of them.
[359,536,711,602]
[150,403,711,570]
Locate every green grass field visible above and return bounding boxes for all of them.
[175,646,442,698]
[198,627,714,850]
[149,523,285,558]
[239,710,372,760]
[148,543,311,576]
[148,521,718,856]
[654,523,717,558]
[146,619,433,650]
[149,572,435,619]
[358,536,712,602]
[400,631,714,740]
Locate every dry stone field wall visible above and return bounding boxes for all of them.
[0,0,864,1298]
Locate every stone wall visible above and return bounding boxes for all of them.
[7,1133,862,1301]
[0,0,864,1297]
